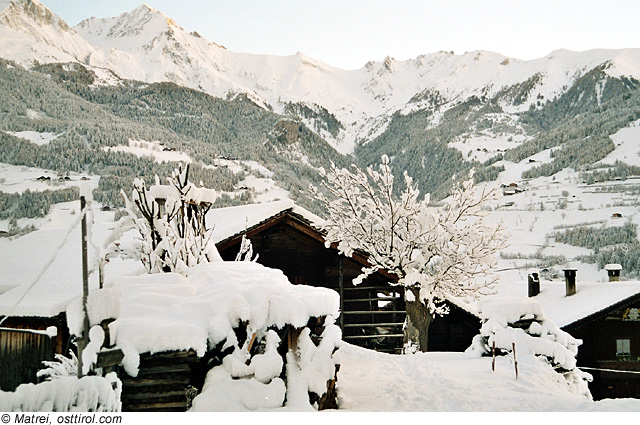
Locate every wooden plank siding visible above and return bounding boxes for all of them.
[0,328,55,391]
[120,350,200,412]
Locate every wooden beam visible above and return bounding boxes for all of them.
[95,349,124,369]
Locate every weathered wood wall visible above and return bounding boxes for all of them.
[0,328,54,391]
[120,350,200,412]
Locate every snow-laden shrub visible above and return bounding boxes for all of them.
[37,351,78,380]
[466,297,592,398]
[104,164,221,275]
[0,373,121,412]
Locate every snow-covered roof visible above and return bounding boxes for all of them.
[0,202,143,318]
[208,200,326,244]
[66,261,339,377]
[0,200,326,319]
[461,278,640,329]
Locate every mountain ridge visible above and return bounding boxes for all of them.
[3,0,640,155]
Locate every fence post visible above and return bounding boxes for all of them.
[77,195,90,378]
[492,339,496,372]
[513,342,518,379]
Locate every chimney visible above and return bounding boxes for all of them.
[605,264,622,282]
[528,269,540,297]
[563,268,577,296]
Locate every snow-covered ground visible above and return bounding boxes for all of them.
[0,163,99,194]
[102,140,192,163]
[481,121,640,267]
[597,119,640,167]
[6,130,61,146]
[336,343,640,411]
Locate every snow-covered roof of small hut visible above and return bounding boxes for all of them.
[457,277,640,329]
[208,199,326,244]
[66,261,340,376]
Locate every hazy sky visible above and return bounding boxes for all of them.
[42,0,640,70]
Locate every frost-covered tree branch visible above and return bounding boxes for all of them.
[311,155,508,352]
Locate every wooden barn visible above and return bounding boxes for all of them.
[211,200,406,353]
[563,292,640,400]
[0,319,63,391]
[209,200,481,354]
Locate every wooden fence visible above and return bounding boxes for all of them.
[0,327,55,391]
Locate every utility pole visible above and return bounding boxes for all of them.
[77,195,90,378]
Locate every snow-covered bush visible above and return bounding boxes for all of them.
[0,373,121,412]
[106,164,221,275]
[37,351,78,381]
[466,297,592,398]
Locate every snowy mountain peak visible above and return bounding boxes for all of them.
[76,3,182,47]
[0,0,97,66]
[381,55,394,73]
[1,0,69,32]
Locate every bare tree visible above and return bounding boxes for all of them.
[311,155,507,353]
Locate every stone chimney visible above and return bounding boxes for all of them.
[605,264,622,282]
[563,268,577,296]
[528,269,540,297]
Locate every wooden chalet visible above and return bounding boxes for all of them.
[563,292,640,400]
[212,201,405,353]
[458,269,640,400]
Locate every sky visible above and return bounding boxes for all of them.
[41,0,640,70]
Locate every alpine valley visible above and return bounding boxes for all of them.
[3,0,640,279]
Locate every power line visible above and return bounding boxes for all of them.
[580,366,640,375]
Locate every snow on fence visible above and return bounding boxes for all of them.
[66,261,342,411]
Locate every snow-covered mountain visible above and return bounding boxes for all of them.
[0,0,98,65]
[3,1,640,154]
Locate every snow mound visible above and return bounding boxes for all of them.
[0,373,121,412]
[466,297,591,398]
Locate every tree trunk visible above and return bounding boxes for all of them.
[403,287,434,353]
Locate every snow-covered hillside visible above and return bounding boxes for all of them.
[3,0,640,154]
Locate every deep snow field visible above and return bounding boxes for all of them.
[335,343,640,412]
